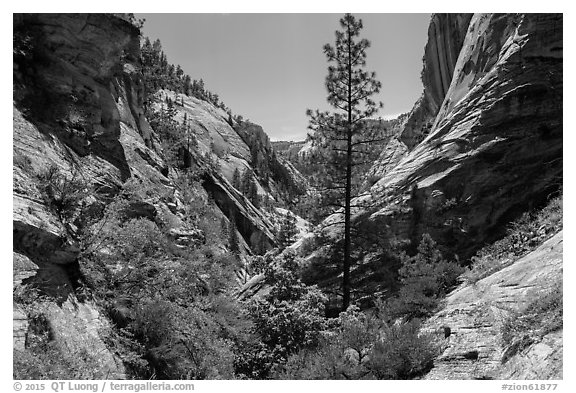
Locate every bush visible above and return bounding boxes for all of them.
[273,306,439,380]
[366,319,439,379]
[36,164,91,222]
[129,297,237,379]
[277,212,298,250]
[500,281,563,363]
[77,193,244,379]
[235,251,328,378]
[384,234,463,319]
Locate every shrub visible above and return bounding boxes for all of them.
[77,193,244,379]
[236,251,328,378]
[366,319,439,379]
[128,297,237,379]
[277,212,298,250]
[384,234,463,319]
[36,164,91,222]
[13,154,33,173]
[500,281,563,363]
[273,306,440,380]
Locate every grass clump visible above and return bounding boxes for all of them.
[500,281,563,363]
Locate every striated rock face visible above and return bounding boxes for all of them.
[366,13,562,260]
[13,13,144,378]
[160,90,306,203]
[424,231,562,380]
[202,171,277,250]
[156,90,305,250]
[422,14,473,115]
[399,14,472,150]
[13,13,305,376]
[13,14,142,179]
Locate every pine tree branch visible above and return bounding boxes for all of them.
[351,137,388,146]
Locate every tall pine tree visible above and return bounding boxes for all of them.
[307,14,383,311]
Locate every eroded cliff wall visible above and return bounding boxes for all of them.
[398,13,472,149]
[366,13,562,260]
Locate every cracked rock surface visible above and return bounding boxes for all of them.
[424,231,562,379]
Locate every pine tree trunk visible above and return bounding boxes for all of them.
[343,129,352,311]
[342,23,353,311]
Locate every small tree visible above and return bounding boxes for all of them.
[220,217,229,239]
[232,168,241,190]
[236,251,328,378]
[248,179,259,208]
[228,219,240,255]
[277,212,298,250]
[385,234,464,319]
[307,13,384,310]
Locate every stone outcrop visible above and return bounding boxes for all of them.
[424,231,563,379]
[159,90,306,202]
[155,90,307,250]
[13,14,142,180]
[13,13,145,378]
[202,171,277,250]
[422,14,473,115]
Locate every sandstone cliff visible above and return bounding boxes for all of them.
[13,13,145,378]
[398,13,472,150]
[366,13,562,261]
[297,12,563,327]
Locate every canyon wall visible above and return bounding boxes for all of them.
[13,13,303,376]
[366,13,562,260]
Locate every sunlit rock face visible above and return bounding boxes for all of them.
[424,231,563,380]
[399,13,472,150]
[13,13,144,378]
[13,14,144,180]
[367,13,562,260]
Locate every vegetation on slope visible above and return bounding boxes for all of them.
[464,193,563,284]
[500,280,563,364]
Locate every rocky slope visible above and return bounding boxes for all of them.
[12,13,303,377]
[424,231,562,380]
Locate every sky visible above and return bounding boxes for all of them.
[137,13,431,141]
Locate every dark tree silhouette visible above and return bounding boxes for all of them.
[277,212,298,250]
[307,13,383,311]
